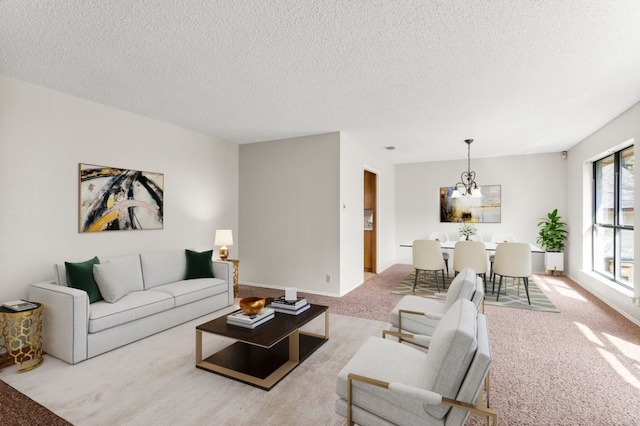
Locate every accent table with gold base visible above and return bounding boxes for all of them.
[227,259,239,298]
[0,303,44,372]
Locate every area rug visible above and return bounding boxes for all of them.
[0,310,384,425]
[392,272,560,313]
[0,379,71,426]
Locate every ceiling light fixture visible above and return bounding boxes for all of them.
[451,139,481,198]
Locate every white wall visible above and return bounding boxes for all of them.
[395,153,568,273]
[566,101,640,324]
[339,133,396,295]
[239,133,341,295]
[0,76,239,301]
[239,132,395,297]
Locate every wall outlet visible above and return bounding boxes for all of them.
[325,274,331,283]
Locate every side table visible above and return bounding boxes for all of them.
[227,259,239,298]
[0,303,44,372]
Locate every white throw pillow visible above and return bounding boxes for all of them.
[93,261,129,303]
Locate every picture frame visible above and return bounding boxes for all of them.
[78,163,164,232]
[439,185,501,223]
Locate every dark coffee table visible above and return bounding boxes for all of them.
[195,299,329,390]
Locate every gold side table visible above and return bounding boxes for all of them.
[0,303,44,372]
[228,259,239,298]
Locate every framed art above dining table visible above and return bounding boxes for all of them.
[440,185,501,223]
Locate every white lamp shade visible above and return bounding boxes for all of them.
[214,229,233,246]
[451,189,461,198]
[471,186,482,197]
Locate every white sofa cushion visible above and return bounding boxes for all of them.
[53,254,144,293]
[152,278,227,307]
[140,250,187,289]
[93,262,129,303]
[104,254,144,292]
[88,290,174,333]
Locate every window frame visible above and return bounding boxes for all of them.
[592,146,634,290]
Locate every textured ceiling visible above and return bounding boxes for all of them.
[2,1,640,163]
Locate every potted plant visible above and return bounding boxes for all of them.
[536,208,568,274]
[459,223,477,240]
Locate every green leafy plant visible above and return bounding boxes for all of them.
[536,209,568,252]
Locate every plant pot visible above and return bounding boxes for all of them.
[545,252,564,275]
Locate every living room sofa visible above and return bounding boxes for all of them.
[28,249,233,364]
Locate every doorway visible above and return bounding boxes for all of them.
[364,169,377,273]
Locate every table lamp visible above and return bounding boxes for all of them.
[214,229,233,261]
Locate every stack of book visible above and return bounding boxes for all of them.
[226,307,275,329]
[269,296,310,315]
[2,299,38,312]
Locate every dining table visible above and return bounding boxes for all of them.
[400,240,544,253]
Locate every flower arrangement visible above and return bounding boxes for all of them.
[459,223,477,240]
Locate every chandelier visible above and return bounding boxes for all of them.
[451,139,481,198]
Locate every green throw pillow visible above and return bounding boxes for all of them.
[185,249,214,279]
[65,256,103,303]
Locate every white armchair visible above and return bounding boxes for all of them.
[336,299,496,425]
[389,267,484,339]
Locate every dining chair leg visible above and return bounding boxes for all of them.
[491,274,496,294]
[444,259,449,278]
[496,276,504,301]
[434,270,441,292]
[413,269,419,292]
[523,277,531,305]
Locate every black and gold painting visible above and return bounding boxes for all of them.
[79,164,164,232]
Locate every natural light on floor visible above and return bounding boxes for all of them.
[604,333,640,364]
[574,321,640,390]
[537,275,588,302]
[574,322,604,346]
[597,348,640,390]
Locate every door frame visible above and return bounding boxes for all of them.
[364,168,378,273]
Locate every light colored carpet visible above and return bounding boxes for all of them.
[393,271,560,313]
[0,307,383,425]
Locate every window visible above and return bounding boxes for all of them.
[593,146,634,289]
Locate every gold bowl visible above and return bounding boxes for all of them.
[239,297,265,315]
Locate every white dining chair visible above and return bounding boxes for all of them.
[429,232,450,277]
[453,241,488,292]
[412,239,447,292]
[489,234,517,278]
[492,242,532,305]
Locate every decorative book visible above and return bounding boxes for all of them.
[269,303,311,315]
[227,312,274,329]
[2,300,38,312]
[270,297,307,310]
[227,307,274,322]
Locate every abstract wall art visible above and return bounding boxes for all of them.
[439,185,501,223]
[79,163,164,232]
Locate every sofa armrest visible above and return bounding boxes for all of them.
[212,260,234,305]
[29,281,89,364]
